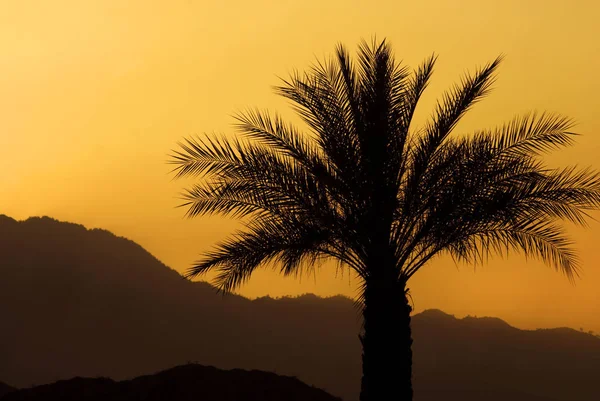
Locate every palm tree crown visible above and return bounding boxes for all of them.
[169,38,600,401]
[170,40,600,291]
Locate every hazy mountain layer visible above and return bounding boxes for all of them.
[1,215,598,401]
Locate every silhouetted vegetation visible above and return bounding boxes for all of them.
[170,38,600,400]
[1,215,600,400]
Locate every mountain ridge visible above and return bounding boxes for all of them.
[0,364,341,401]
[1,214,599,401]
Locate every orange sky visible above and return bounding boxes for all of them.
[1,0,599,333]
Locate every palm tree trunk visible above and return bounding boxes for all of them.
[359,277,413,401]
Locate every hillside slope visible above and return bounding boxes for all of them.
[0,383,15,398]
[1,215,599,401]
[0,364,340,401]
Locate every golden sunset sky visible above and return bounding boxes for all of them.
[1,0,599,333]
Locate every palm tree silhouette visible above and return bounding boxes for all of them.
[169,39,600,401]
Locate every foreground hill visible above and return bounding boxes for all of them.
[1,215,599,401]
[0,364,340,401]
[0,383,15,398]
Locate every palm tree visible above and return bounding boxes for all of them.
[169,39,600,401]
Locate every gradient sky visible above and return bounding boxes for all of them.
[1,0,599,333]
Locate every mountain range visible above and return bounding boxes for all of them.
[1,215,599,401]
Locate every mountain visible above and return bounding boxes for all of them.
[1,215,599,401]
[0,364,340,401]
[411,310,599,401]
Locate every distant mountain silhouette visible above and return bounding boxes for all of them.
[1,215,599,401]
[0,364,340,401]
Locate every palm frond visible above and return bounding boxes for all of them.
[168,134,245,179]
[475,111,577,157]
[177,144,342,228]
[398,54,437,130]
[425,55,503,143]
[398,129,600,279]
[274,65,361,184]
[443,221,579,280]
[186,219,331,292]
[398,56,503,229]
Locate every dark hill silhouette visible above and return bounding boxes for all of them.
[0,383,15,398]
[0,364,340,401]
[1,215,599,401]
